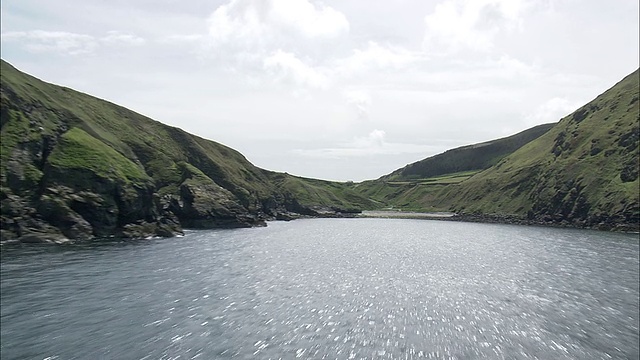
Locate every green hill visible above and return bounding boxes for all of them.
[383,123,555,181]
[436,69,639,230]
[352,124,554,211]
[0,60,372,242]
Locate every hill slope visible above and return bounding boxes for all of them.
[383,123,555,181]
[354,122,555,211]
[0,60,371,242]
[436,69,639,230]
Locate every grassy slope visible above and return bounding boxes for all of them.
[435,69,639,227]
[355,123,554,210]
[353,171,480,211]
[0,60,370,213]
[383,123,555,181]
[0,60,271,198]
[275,174,372,211]
[48,127,151,185]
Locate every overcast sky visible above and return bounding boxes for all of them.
[1,0,638,181]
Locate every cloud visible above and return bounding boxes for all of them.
[267,0,349,38]
[337,41,420,76]
[2,30,146,55]
[208,0,349,49]
[259,41,421,91]
[524,97,582,125]
[343,89,372,119]
[294,129,439,158]
[204,0,351,89]
[423,0,528,54]
[354,129,386,148]
[2,30,98,55]
[263,50,330,89]
[102,31,145,46]
[202,1,427,97]
[159,34,205,44]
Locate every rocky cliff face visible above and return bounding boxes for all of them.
[0,60,370,243]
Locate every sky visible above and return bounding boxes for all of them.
[1,0,638,181]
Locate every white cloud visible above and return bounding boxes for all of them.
[343,89,372,119]
[204,0,351,89]
[159,34,205,44]
[294,129,439,158]
[494,54,535,78]
[102,31,145,46]
[2,30,147,55]
[354,129,386,148]
[524,97,582,125]
[337,41,420,76]
[267,0,349,38]
[423,0,528,54]
[441,54,538,86]
[2,30,98,55]
[263,50,330,89]
[259,41,421,92]
[208,0,349,49]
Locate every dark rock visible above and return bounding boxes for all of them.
[275,212,301,221]
[620,160,639,182]
[156,222,182,237]
[618,126,639,151]
[572,108,589,123]
[18,232,69,244]
[173,182,264,228]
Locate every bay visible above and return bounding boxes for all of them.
[1,219,638,359]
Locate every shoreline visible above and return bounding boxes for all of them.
[3,210,637,245]
[357,210,639,233]
[358,210,456,219]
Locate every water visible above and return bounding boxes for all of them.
[1,219,638,359]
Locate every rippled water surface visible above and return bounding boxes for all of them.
[1,219,639,359]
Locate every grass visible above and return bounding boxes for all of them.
[271,173,375,210]
[0,109,42,170]
[352,171,482,211]
[413,170,480,185]
[383,123,555,181]
[48,127,151,184]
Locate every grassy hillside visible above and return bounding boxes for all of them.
[0,59,274,202]
[435,69,639,230]
[383,123,554,181]
[353,171,480,211]
[355,123,554,210]
[0,60,371,242]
